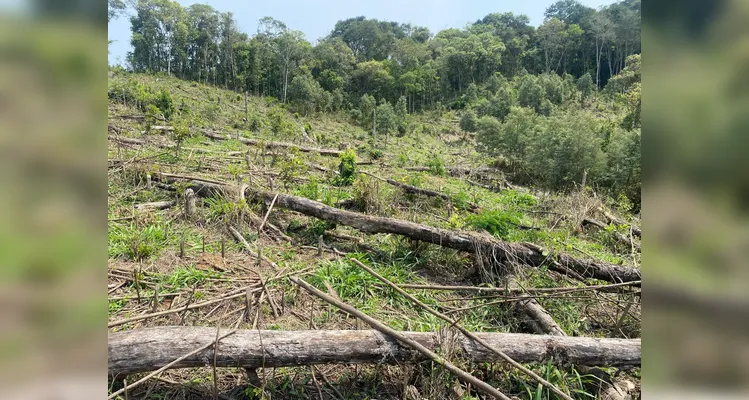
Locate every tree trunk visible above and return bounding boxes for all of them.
[242,189,640,284]
[109,327,641,377]
[202,130,342,157]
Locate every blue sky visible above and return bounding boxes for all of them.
[108,0,615,66]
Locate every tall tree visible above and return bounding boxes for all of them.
[590,12,615,89]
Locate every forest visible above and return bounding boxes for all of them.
[108,1,641,399]
[110,0,641,207]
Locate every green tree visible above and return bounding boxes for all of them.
[518,75,544,112]
[577,72,594,99]
[460,109,478,132]
[108,0,126,22]
[288,71,325,116]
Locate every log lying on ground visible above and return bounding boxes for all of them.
[245,189,640,284]
[109,136,145,146]
[599,208,641,238]
[134,200,175,210]
[583,218,641,251]
[405,166,503,176]
[362,171,480,212]
[148,174,640,284]
[109,327,641,377]
[203,130,342,157]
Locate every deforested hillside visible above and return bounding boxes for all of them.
[108,1,641,399]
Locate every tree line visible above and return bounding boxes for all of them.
[110,0,640,208]
[115,0,639,113]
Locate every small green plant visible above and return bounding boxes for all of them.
[153,89,175,120]
[144,103,162,130]
[163,265,220,288]
[304,122,312,134]
[466,210,522,238]
[397,152,409,167]
[368,148,384,160]
[335,148,357,186]
[427,155,445,176]
[249,113,264,132]
[278,147,306,188]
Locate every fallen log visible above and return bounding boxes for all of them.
[582,218,641,251]
[109,136,145,145]
[599,208,641,238]
[245,189,640,284]
[147,174,640,284]
[108,327,641,377]
[291,276,511,399]
[405,166,502,176]
[133,200,175,210]
[203,130,342,157]
[362,171,480,212]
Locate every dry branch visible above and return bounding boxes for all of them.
[109,327,641,376]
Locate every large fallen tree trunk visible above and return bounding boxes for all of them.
[109,327,640,377]
[246,189,640,284]
[149,175,640,284]
[203,130,342,157]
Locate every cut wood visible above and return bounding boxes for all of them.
[362,171,480,212]
[134,200,175,210]
[110,136,145,145]
[244,189,640,284]
[509,279,567,337]
[109,327,641,376]
[203,130,342,157]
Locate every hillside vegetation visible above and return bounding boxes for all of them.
[108,1,641,399]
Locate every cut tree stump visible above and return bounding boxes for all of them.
[109,327,641,377]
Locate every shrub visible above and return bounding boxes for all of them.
[368,148,384,160]
[466,210,522,238]
[426,155,445,176]
[335,148,357,186]
[459,109,478,133]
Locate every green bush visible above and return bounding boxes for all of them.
[368,148,384,160]
[304,122,313,134]
[466,210,522,238]
[335,148,357,186]
[153,89,175,120]
[426,155,445,176]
